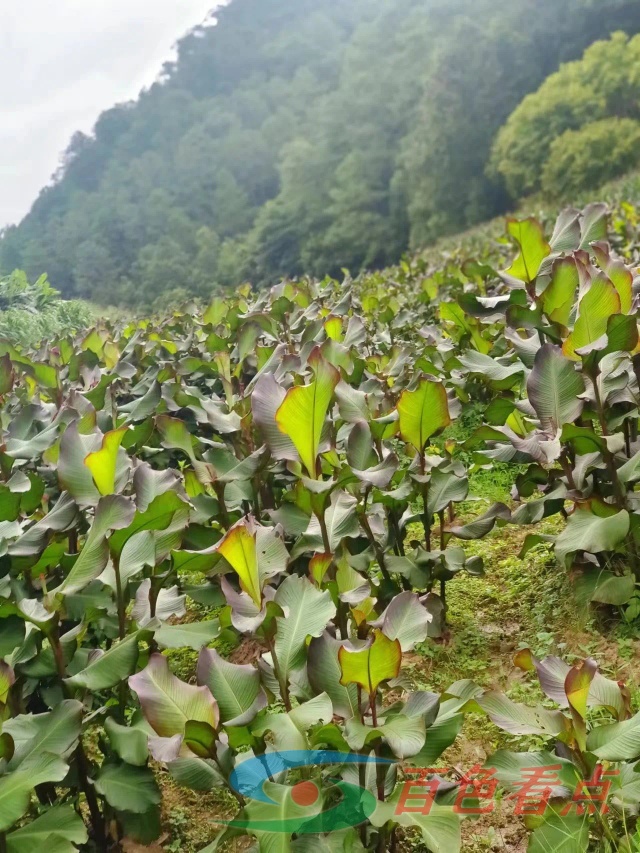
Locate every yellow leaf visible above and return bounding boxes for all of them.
[84,427,128,496]
[339,630,401,696]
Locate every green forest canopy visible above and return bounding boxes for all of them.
[491,32,640,199]
[2,0,640,307]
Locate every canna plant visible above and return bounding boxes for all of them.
[451,204,640,615]
[0,272,502,852]
[470,649,640,851]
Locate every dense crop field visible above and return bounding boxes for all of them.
[3,198,640,853]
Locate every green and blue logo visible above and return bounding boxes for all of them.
[226,750,393,833]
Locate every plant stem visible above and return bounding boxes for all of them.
[317,508,332,557]
[317,507,349,634]
[420,450,432,552]
[369,693,386,806]
[624,418,632,458]
[356,684,368,846]
[214,482,230,528]
[359,510,391,582]
[266,635,291,711]
[113,557,126,641]
[593,377,626,509]
[438,509,447,611]
[389,510,405,556]
[421,482,431,551]
[76,743,108,852]
[357,685,365,724]
[210,739,245,807]
[51,626,107,851]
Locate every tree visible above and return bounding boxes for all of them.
[491,32,640,199]
[541,118,640,199]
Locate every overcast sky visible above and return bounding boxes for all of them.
[0,0,221,228]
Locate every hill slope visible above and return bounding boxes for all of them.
[3,0,640,306]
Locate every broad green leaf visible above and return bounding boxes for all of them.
[94,762,161,814]
[565,658,597,722]
[604,312,638,353]
[57,495,135,595]
[183,720,218,758]
[65,632,141,690]
[528,812,589,853]
[274,575,336,680]
[6,804,88,853]
[372,792,461,853]
[339,629,402,696]
[593,242,633,313]
[344,713,426,759]
[131,581,185,627]
[121,380,161,422]
[9,492,78,558]
[156,414,196,461]
[0,618,25,658]
[197,647,266,726]
[527,345,585,432]
[6,700,83,769]
[555,501,629,565]
[426,470,468,516]
[541,257,579,326]
[549,209,581,253]
[563,274,621,360]
[115,530,156,585]
[589,570,636,606]
[155,620,221,650]
[579,202,608,249]
[253,694,333,752]
[372,591,432,652]
[475,691,567,736]
[617,449,640,484]
[488,749,579,794]
[59,424,129,506]
[133,462,185,512]
[0,754,70,831]
[439,302,491,354]
[457,351,523,390]
[515,650,628,718]
[105,717,149,766]
[412,712,464,766]
[84,426,128,495]
[504,217,550,283]
[238,779,325,843]
[299,491,360,554]
[586,710,640,760]
[203,296,228,326]
[108,491,189,560]
[168,756,224,791]
[215,517,288,607]
[0,661,15,704]
[397,378,451,451]
[129,652,219,738]
[307,632,360,720]
[275,351,340,477]
[251,374,298,462]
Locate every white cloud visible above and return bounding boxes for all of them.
[0,0,219,227]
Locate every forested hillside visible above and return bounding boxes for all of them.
[3,0,640,306]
